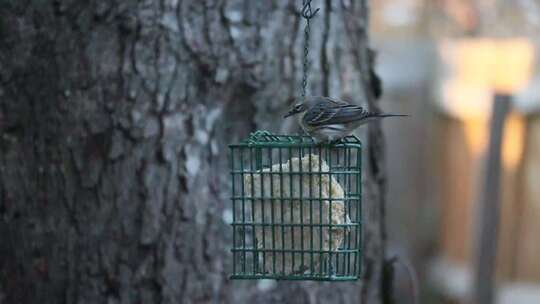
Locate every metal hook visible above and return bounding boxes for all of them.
[300,0,319,97]
[301,0,320,19]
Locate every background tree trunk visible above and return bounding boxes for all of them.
[0,0,381,303]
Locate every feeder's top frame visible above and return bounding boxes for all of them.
[230,130,363,148]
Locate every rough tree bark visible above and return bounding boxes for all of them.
[0,0,381,303]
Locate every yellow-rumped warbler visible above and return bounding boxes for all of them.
[284,96,407,143]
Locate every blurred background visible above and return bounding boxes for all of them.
[369,0,540,303]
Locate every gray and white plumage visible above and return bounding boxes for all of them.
[284,96,407,143]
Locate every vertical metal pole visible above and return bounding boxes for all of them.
[472,94,511,304]
[288,147,295,273]
[309,148,315,274]
[240,149,247,273]
[279,148,285,274]
[269,147,276,275]
[298,147,305,273]
[230,147,236,275]
[249,147,257,273]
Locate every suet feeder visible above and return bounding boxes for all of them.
[228,131,362,281]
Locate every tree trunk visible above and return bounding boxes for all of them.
[0,0,378,303]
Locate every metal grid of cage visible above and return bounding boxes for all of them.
[229,131,362,281]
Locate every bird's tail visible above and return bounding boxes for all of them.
[377,114,409,118]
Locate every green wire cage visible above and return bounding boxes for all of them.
[229,131,362,281]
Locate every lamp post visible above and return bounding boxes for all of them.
[447,38,534,304]
[473,39,533,304]
[474,92,510,304]
[438,38,534,303]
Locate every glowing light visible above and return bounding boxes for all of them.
[502,114,526,170]
[440,79,492,120]
[463,119,488,159]
[461,114,526,171]
[438,38,535,120]
[442,38,535,94]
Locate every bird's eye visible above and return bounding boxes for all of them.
[295,104,303,111]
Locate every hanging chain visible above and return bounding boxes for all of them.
[301,0,319,98]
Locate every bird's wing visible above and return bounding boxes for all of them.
[303,97,374,126]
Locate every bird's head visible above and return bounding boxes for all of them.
[284,101,308,118]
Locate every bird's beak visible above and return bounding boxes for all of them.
[284,110,296,118]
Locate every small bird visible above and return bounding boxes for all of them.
[284,96,407,143]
